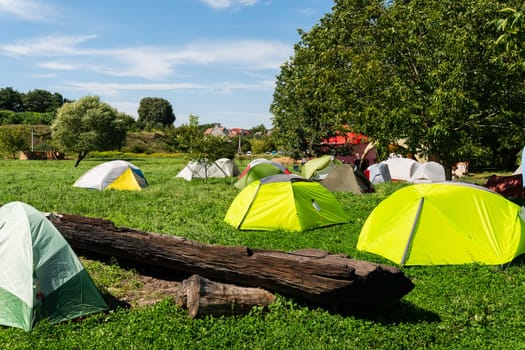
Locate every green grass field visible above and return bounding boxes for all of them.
[1,157,524,349]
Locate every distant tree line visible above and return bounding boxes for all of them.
[0,87,67,125]
[0,88,273,166]
[0,87,65,113]
[0,87,178,131]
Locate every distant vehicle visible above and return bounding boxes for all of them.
[246,151,252,155]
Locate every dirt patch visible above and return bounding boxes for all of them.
[114,274,181,308]
[81,256,183,309]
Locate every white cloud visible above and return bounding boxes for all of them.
[39,61,77,70]
[1,34,291,80]
[200,0,258,10]
[176,40,291,69]
[239,0,257,5]
[31,73,57,78]
[0,34,98,56]
[0,0,58,22]
[60,80,275,97]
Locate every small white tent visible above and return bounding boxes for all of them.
[176,158,240,181]
[73,160,148,191]
[385,157,419,181]
[408,161,446,184]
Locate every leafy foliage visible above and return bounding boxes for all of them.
[271,0,525,171]
[490,2,525,69]
[249,138,270,154]
[0,87,65,114]
[51,96,127,166]
[172,124,236,181]
[0,125,29,159]
[22,89,64,113]
[0,110,55,125]
[137,97,175,130]
[0,87,23,112]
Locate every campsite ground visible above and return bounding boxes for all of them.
[2,157,525,349]
[81,169,515,310]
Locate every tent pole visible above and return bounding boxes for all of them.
[236,183,262,229]
[400,197,424,266]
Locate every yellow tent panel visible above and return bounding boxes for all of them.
[234,180,298,231]
[106,167,142,191]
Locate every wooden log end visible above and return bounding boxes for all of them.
[178,275,275,319]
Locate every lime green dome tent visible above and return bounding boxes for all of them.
[302,155,342,180]
[357,182,525,266]
[0,202,108,331]
[225,174,349,232]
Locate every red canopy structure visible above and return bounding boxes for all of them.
[319,131,376,169]
[323,132,368,145]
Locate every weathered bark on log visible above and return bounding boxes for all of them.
[48,213,414,306]
[176,274,275,318]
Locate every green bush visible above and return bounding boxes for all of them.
[0,110,54,125]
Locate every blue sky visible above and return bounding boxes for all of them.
[0,0,333,129]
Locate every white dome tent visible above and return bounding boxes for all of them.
[385,157,419,181]
[176,158,240,181]
[408,161,446,184]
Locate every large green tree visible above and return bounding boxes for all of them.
[376,0,525,171]
[271,0,525,172]
[51,96,127,167]
[137,97,175,130]
[272,0,394,158]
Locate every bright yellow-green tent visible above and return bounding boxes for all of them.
[357,182,525,266]
[302,155,342,179]
[225,174,349,232]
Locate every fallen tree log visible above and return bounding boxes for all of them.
[176,274,275,318]
[48,212,414,306]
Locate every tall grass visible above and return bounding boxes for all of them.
[1,158,525,349]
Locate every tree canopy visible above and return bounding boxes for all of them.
[137,97,176,130]
[491,2,525,69]
[0,87,23,112]
[0,87,64,113]
[22,89,64,113]
[51,96,127,166]
[0,125,29,159]
[271,0,525,171]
